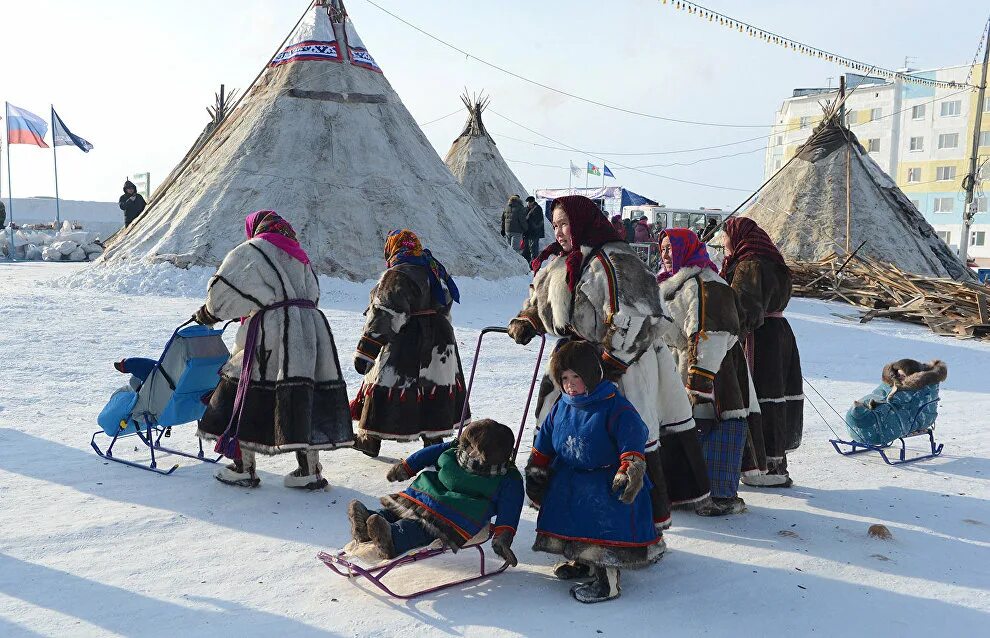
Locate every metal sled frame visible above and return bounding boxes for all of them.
[91,412,222,475]
[318,326,546,599]
[90,321,225,475]
[829,398,944,465]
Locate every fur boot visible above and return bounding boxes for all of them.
[570,566,621,603]
[553,561,593,580]
[215,450,260,488]
[696,496,746,516]
[353,433,382,458]
[366,514,396,560]
[421,434,445,448]
[284,450,328,490]
[348,500,372,543]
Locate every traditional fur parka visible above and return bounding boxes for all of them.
[658,265,757,423]
[515,242,695,446]
[197,238,353,453]
[724,258,804,464]
[352,263,467,441]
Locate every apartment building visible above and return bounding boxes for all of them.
[765,65,990,264]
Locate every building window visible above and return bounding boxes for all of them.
[907,167,922,182]
[940,100,962,117]
[936,230,951,243]
[867,138,881,152]
[909,136,924,151]
[938,133,959,149]
[936,166,957,181]
[799,116,810,129]
[869,107,882,121]
[985,97,990,112]
[971,231,986,247]
[933,197,954,213]
[911,104,926,119]
[980,131,990,147]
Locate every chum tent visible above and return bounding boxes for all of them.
[740,103,970,280]
[101,0,524,280]
[444,93,528,231]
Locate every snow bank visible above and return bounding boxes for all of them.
[1,221,106,262]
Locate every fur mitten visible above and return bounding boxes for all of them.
[192,305,219,326]
[386,461,412,482]
[491,529,518,567]
[524,458,551,506]
[611,455,646,504]
[507,317,538,345]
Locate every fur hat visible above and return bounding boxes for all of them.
[458,419,515,473]
[525,196,536,203]
[549,340,603,392]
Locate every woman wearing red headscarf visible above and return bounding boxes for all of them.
[194,210,353,489]
[720,217,803,487]
[507,196,709,575]
[657,229,759,515]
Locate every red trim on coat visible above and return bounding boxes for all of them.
[396,493,472,540]
[492,525,515,536]
[529,448,552,467]
[536,529,663,548]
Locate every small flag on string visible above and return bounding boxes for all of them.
[5,103,49,147]
[587,162,601,176]
[569,161,582,178]
[603,165,615,178]
[51,107,94,152]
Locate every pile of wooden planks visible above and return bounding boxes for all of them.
[789,252,990,339]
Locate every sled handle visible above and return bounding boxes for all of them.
[455,327,547,459]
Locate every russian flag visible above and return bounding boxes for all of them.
[6,103,49,148]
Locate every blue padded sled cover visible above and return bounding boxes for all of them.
[844,383,940,446]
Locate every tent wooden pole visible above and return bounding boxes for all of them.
[845,144,851,253]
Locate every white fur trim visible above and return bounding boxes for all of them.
[671,491,711,506]
[741,473,790,486]
[719,408,751,419]
[758,394,805,403]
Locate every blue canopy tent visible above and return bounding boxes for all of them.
[534,186,658,220]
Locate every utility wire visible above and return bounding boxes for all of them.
[418,109,462,127]
[360,0,774,129]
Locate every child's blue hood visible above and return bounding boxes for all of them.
[560,380,618,409]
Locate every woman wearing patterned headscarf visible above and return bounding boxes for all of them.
[507,195,706,578]
[194,210,353,489]
[719,217,803,487]
[350,229,467,458]
[656,228,759,516]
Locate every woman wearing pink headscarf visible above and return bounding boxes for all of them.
[194,210,353,489]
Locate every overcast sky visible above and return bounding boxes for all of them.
[1,0,986,211]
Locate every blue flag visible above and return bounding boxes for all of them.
[603,165,614,178]
[51,107,94,152]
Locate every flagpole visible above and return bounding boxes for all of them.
[568,161,572,191]
[5,102,15,261]
[585,164,589,190]
[51,107,61,226]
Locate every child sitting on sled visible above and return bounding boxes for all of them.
[347,419,524,565]
[845,359,947,446]
[525,341,665,604]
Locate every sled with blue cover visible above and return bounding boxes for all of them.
[829,382,943,465]
[91,321,230,475]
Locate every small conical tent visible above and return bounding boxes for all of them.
[102,1,524,279]
[742,104,971,280]
[443,93,528,228]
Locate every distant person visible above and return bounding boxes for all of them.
[0,199,6,229]
[700,217,719,243]
[633,216,651,243]
[119,179,146,227]
[622,217,635,243]
[524,196,545,260]
[501,195,528,256]
[610,214,626,240]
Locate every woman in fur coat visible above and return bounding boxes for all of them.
[657,229,758,516]
[720,218,803,487]
[507,196,712,552]
[195,210,353,489]
[350,229,467,457]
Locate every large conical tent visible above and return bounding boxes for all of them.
[102,1,524,279]
[444,93,528,227]
[742,103,971,280]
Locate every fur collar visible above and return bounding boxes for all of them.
[658,266,725,300]
[882,359,947,389]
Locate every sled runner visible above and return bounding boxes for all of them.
[318,326,546,599]
[91,321,230,475]
[829,384,943,465]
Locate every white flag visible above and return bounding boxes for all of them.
[569,161,582,178]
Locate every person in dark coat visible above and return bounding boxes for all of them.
[524,196,545,260]
[501,195,528,256]
[633,217,652,243]
[720,218,803,488]
[610,215,626,239]
[118,180,146,226]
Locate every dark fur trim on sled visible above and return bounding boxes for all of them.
[379,493,468,551]
[882,359,947,390]
[533,533,665,569]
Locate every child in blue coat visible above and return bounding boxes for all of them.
[525,341,665,604]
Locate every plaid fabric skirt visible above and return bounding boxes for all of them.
[700,418,748,498]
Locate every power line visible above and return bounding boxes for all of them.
[359,0,774,129]
[663,1,976,90]
[418,109,462,127]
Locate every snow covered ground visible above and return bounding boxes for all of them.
[1,261,988,637]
